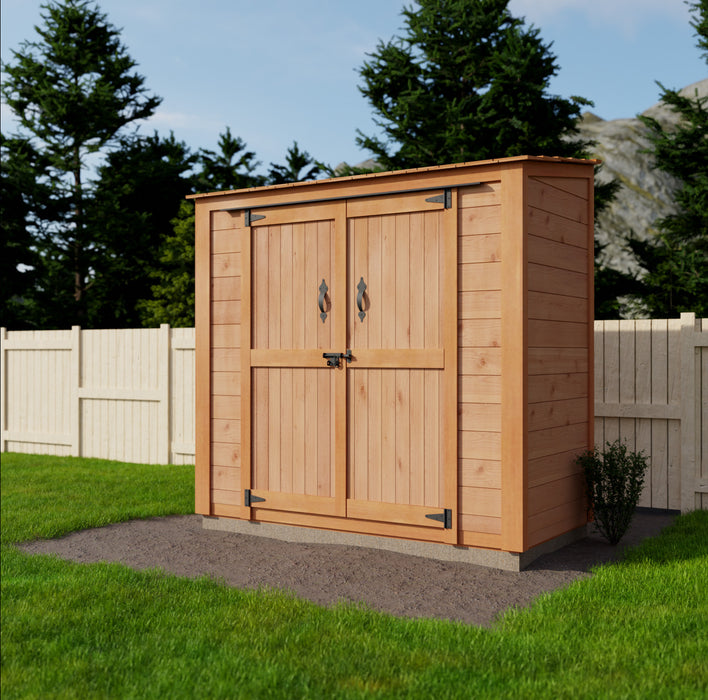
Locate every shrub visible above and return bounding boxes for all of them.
[575,440,648,545]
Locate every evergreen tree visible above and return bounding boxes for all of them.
[268,141,322,184]
[1,0,161,327]
[0,136,45,328]
[137,200,197,328]
[140,129,265,328]
[628,1,708,317]
[194,127,265,193]
[355,0,631,317]
[87,133,194,326]
[357,0,592,169]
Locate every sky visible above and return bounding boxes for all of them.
[1,0,705,175]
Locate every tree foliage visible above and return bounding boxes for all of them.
[1,0,163,328]
[193,127,265,193]
[268,141,322,184]
[357,0,592,169]
[627,1,708,317]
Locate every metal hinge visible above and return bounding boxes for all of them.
[244,489,266,506]
[244,210,266,226]
[425,508,452,528]
[425,188,452,209]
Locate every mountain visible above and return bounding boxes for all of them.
[578,78,708,273]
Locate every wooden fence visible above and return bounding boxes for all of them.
[1,325,194,465]
[595,313,707,512]
[2,314,706,511]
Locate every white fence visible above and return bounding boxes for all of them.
[1,325,194,465]
[595,313,707,512]
[2,314,706,511]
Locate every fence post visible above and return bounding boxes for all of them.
[1,327,7,453]
[680,313,697,512]
[70,326,82,457]
[158,324,171,464]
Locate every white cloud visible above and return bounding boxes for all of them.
[510,0,692,37]
[141,109,222,133]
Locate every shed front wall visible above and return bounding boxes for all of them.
[194,157,594,553]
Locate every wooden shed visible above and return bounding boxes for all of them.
[191,155,595,568]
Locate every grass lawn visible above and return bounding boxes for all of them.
[1,452,707,699]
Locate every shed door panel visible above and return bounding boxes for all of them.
[245,203,346,517]
[346,205,456,535]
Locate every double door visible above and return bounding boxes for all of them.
[240,190,457,542]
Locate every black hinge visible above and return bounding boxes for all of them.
[244,489,266,506]
[425,508,452,528]
[425,188,452,209]
[244,210,266,226]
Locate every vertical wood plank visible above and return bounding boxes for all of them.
[651,319,668,508]
[368,368,382,502]
[280,367,293,493]
[680,313,698,512]
[442,193,459,543]
[292,368,305,494]
[71,325,81,457]
[292,223,305,350]
[395,213,410,349]
[304,367,318,496]
[333,205,347,514]
[253,227,268,348]
[158,324,171,464]
[194,203,211,515]
[594,321,604,449]
[500,164,526,552]
[1,328,7,454]
[268,226,281,350]
[239,223,252,512]
[619,320,636,458]
[667,318,682,509]
[395,369,410,505]
[635,319,653,506]
[268,367,281,492]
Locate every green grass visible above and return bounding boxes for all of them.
[2,452,707,699]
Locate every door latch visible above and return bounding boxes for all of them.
[322,350,353,368]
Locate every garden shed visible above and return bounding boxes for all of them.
[191,155,596,569]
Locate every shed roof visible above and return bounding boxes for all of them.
[187,155,599,201]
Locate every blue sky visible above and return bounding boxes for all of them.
[1,0,705,174]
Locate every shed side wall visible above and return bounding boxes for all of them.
[525,173,592,547]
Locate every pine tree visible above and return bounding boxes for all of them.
[194,127,265,193]
[628,1,708,317]
[140,129,266,327]
[268,142,322,184]
[1,0,161,327]
[357,0,592,169]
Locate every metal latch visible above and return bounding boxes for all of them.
[425,508,452,528]
[322,350,353,368]
[244,489,266,506]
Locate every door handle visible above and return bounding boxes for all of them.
[356,277,367,322]
[318,279,328,323]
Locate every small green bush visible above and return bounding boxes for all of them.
[575,440,648,545]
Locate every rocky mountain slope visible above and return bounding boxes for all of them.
[578,78,707,273]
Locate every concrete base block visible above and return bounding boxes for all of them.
[201,516,587,571]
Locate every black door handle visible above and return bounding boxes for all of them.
[357,277,367,322]
[318,279,328,323]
